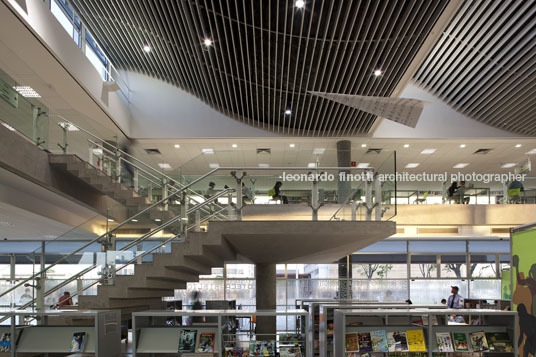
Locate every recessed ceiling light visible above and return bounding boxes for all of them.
[232,144,238,148]
[295,0,305,8]
[143,44,151,53]
[2,123,16,131]
[313,148,325,155]
[209,163,220,169]
[307,163,317,168]
[373,69,383,77]
[501,163,516,168]
[155,218,162,222]
[453,163,469,168]
[258,163,270,168]
[289,143,295,148]
[515,144,522,148]
[285,109,292,115]
[403,144,409,148]
[92,148,103,155]
[131,219,138,222]
[202,148,214,154]
[525,148,536,155]
[107,219,114,222]
[158,163,172,169]
[405,163,420,168]
[13,86,41,97]
[203,38,213,47]
[174,144,180,148]
[361,144,367,148]
[459,144,466,148]
[357,163,370,169]
[420,149,436,155]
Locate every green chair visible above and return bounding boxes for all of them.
[414,191,429,204]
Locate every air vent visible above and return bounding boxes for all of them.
[396,227,405,234]
[366,148,382,154]
[417,227,459,234]
[257,148,271,154]
[491,227,511,234]
[144,148,161,155]
[473,148,492,155]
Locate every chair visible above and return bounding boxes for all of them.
[414,191,429,204]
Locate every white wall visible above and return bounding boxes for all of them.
[123,71,279,138]
[373,82,518,138]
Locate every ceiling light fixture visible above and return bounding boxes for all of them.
[107,219,114,222]
[420,149,436,155]
[13,86,41,97]
[526,148,536,155]
[289,143,295,148]
[373,69,383,77]
[459,144,466,148]
[209,163,220,169]
[158,163,172,169]
[155,218,162,222]
[202,148,214,154]
[203,38,213,47]
[174,144,180,148]
[515,144,522,148]
[2,123,16,131]
[403,144,409,148]
[501,163,516,168]
[258,163,270,168]
[307,163,317,168]
[232,144,238,148]
[131,219,138,222]
[295,0,305,8]
[285,109,292,115]
[453,163,469,168]
[361,144,367,148]
[313,148,325,155]
[405,163,420,168]
[143,44,151,53]
[357,163,370,169]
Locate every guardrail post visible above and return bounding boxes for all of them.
[57,123,68,153]
[231,171,246,221]
[163,178,169,211]
[227,191,235,220]
[503,182,508,204]
[116,154,122,183]
[310,175,323,221]
[133,168,139,193]
[375,174,382,221]
[365,179,372,221]
[195,210,201,232]
[147,183,152,201]
[351,201,357,221]
[180,191,188,237]
[88,143,95,166]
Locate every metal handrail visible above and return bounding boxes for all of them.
[329,182,367,221]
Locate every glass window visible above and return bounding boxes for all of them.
[441,255,467,278]
[199,267,224,279]
[357,241,407,253]
[302,264,339,278]
[410,255,438,278]
[410,280,467,304]
[351,280,408,302]
[352,263,407,279]
[469,241,510,253]
[470,255,497,278]
[50,0,80,46]
[410,241,466,253]
[225,280,255,307]
[226,264,254,279]
[469,280,501,299]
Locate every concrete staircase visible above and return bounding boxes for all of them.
[77,230,236,317]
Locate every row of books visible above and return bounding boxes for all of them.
[345,330,427,353]
[179,330,216,353]
[436,331,512,353]
[225,344,302,357]
[0,333,11,352]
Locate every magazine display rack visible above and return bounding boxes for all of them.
[318,304,445,357]
[132,309,309,357]
[333,309,518,357]
[0,309,121,357]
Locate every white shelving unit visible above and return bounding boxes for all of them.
[132,309,309,357]
[0,309,121,357]
[333,308,518,357]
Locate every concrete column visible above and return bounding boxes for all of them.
[338,256,352,299]
[255,263,276,340]
[337,140,351,203]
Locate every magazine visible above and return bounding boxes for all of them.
[249,340,276,356]
[370,330,388,352]
[387,331,408,352]
[196,332,216,353]
[357,332,372,353]
[453,332,470,352]
[279,333,303,345]
[486,332,513,352]
[435,332,454,352]
[469,331,489,352]
[345,333,359,352]
[279,346,302,357]
[178,330,197,352]
[407,330,427,352]
[0,333,10,352]
[69,332,86,352]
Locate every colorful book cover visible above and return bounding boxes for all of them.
[279,346,302,357]
[179,330,197,352]
[387,331,408,352]
[486,332,513,352]
[453,332,469,351]
[407,330,427,352]
[345,333,359,352]
[196,332,216,353]
[249,341,276,356]
[435,332,454,352]
[69,332,86,352]
[370,330,388,352]
[357,333,372,352]
[0,333,11,352]
[469,331,489,352]
[279,333,303,345]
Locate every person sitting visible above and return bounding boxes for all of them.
[447,182,459,202]
[242,182,254,204]
[58,291,73,308]
[271,181,288,204]
[204,182,217,199]
[508,180,524,203]
[441,298,447,305]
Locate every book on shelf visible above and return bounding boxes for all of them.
[469,331,489,352]
[196,332,216,353]
[345,333,359,352]
[370,330,388,352]
[357,332,373,353]
[387,331,408,352]
[249,340,276,357]
[486,332,513,352]
[279,333,303,345]
[435,332,454,352]
[225,346,250,357]
[421,315,438,325]
[0,333,11,352]
[69,332,86,352]
[279,346,302,357]
[407,329,427,352]
[179,330,197,353]
[452,332,470,352]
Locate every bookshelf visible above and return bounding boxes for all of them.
[333,309,518,357]
[0,309,121,357]
[131,309,309,357]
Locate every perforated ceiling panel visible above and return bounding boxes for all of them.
[414,0,536,136]
[70,0,449,136]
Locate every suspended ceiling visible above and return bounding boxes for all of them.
[69,0,450,136]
